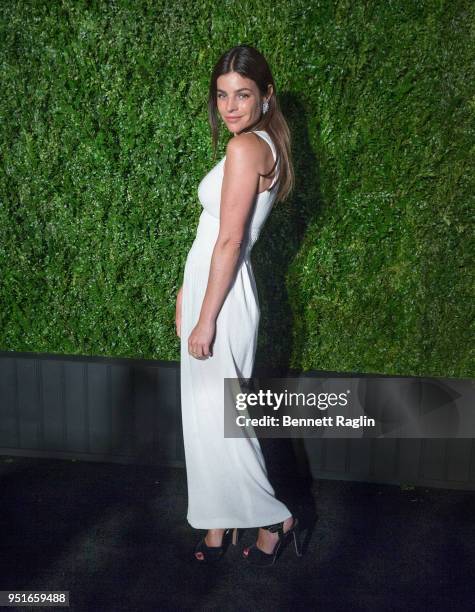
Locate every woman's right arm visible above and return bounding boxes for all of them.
[175,285,183,338]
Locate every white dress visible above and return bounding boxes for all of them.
[180,130,292,529]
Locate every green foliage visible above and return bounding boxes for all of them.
[0,0,473,376]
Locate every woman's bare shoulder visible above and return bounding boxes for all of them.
[225,132,265,163]
[226,132,262,156]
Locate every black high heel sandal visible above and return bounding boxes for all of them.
[242,517,303,567]
[194,528,239,563]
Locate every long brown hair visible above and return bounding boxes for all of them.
[207,45,294,203]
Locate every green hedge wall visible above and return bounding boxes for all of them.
[0,0,473,377]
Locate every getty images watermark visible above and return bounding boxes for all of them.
[223,376,475,438]
[234,388,367,429]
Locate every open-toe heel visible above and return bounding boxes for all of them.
[194,528,239,563]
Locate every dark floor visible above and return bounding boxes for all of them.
[0,454,474,612]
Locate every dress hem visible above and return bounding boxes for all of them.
[187,512,293,530]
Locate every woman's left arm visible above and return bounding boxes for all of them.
[187,134,260,359]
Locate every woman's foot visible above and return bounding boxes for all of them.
[242,516,302,566]
[243,516,295,557]
[195,529,226,561]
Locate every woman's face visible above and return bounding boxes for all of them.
[216,71,271,135]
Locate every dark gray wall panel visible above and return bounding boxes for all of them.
[64,361,88,452]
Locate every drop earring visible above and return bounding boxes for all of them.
[262,99,269,114]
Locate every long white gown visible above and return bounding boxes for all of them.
[180,130,292,529]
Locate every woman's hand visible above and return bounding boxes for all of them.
[188,319,216,359]
[175,285,183,338]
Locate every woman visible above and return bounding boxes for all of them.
[175,45,302,566]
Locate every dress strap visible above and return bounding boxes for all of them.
[251,130,279,190]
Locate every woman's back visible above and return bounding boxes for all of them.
[197,130,280,254]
